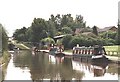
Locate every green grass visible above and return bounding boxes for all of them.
[104,45,119,52]
[64,49,72,53]
[15,43,30,50]
[104,45,120,56]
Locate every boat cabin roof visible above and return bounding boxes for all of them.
[73,45,105,50]
[73,46,94,50]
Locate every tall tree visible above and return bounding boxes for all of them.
[55,14,61,31]
[92,26,98,36]
[47,20,56,38]
[61,15,68,27]
[117,20,120,45]
[30,18,48,42]
[70,15,86,32]
[13,27,27,42]
[0,24,8,52]
[75,15,86,28]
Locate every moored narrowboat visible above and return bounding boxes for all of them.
[49,44,65,56]
[72,45,108,61]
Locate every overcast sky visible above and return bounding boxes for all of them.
[0,0,119,36]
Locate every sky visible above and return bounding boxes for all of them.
[0,0,119,37]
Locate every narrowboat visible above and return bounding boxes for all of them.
[72,45,108,61]
[49,44,65,56]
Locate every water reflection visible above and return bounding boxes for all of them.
[49,55,64,64]
[72,57,118,80]
[30,52,84,80]
[4,50,119,80]
[5,53,31,80]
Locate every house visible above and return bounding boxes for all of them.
[98,26,117,33]
[75,28,81,35]
[74,28,92,35]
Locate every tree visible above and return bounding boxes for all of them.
[92,26,98,36]
[41,37,55,45]
[0,24,8,52]
[47,20,56,38]
[75,15,86,28]
[61,15,68,27]
[117,20,120,45]
[62,35,72,49]
[55,14,61,31]
[13,27,27,42]
[62,27,73,34]
[71,15,86,31]
[30,18,48,42]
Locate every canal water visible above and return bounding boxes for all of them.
[4,50,119,80]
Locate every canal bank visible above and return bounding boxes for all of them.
[0,51,11,81]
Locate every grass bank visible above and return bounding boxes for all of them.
[0,51,11,81]
[104,45,119,52]
[104,45,120,57]
[15,43,30,50]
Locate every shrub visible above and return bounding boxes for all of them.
[62,35,72,49]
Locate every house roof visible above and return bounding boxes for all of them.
[98,26,117,32]
[54,34,72,39]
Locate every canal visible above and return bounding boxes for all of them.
[3,50,119,80]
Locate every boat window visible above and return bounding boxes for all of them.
[94,46,106,55]
[50,48,57,51]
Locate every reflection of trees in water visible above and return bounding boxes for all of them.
[30,53,84,80]
[13,50,32,69]
[13,51,84,80]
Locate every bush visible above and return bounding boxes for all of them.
[41,37,55,45]
[62,33,117,49]
[62,35,72,49]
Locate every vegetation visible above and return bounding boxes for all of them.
[104,45,119,52]
[117,21,120,45]
[13,14,87,43]
[0,23,10,81]
[92,26,98,36]
[12,14,119,50]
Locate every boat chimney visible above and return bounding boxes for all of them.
[77,44,79,47]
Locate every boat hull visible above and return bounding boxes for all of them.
[73,54,108,62]
[91,55,109,62]
[55,52,65,56]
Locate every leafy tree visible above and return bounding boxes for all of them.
[117,21,120,45]
[13,27,27,42]
[47,20,56,37]
[75,15,86,28]
[41,37,55,45]
[100,31,117,39]
[70,15,86,32]
[61,15,68,27]
[30,18,48,42]
[62,27,73,34]
[55,14,61,31]
[62,35,72,49]
[92,26,98,36]
[0,24,8,52]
